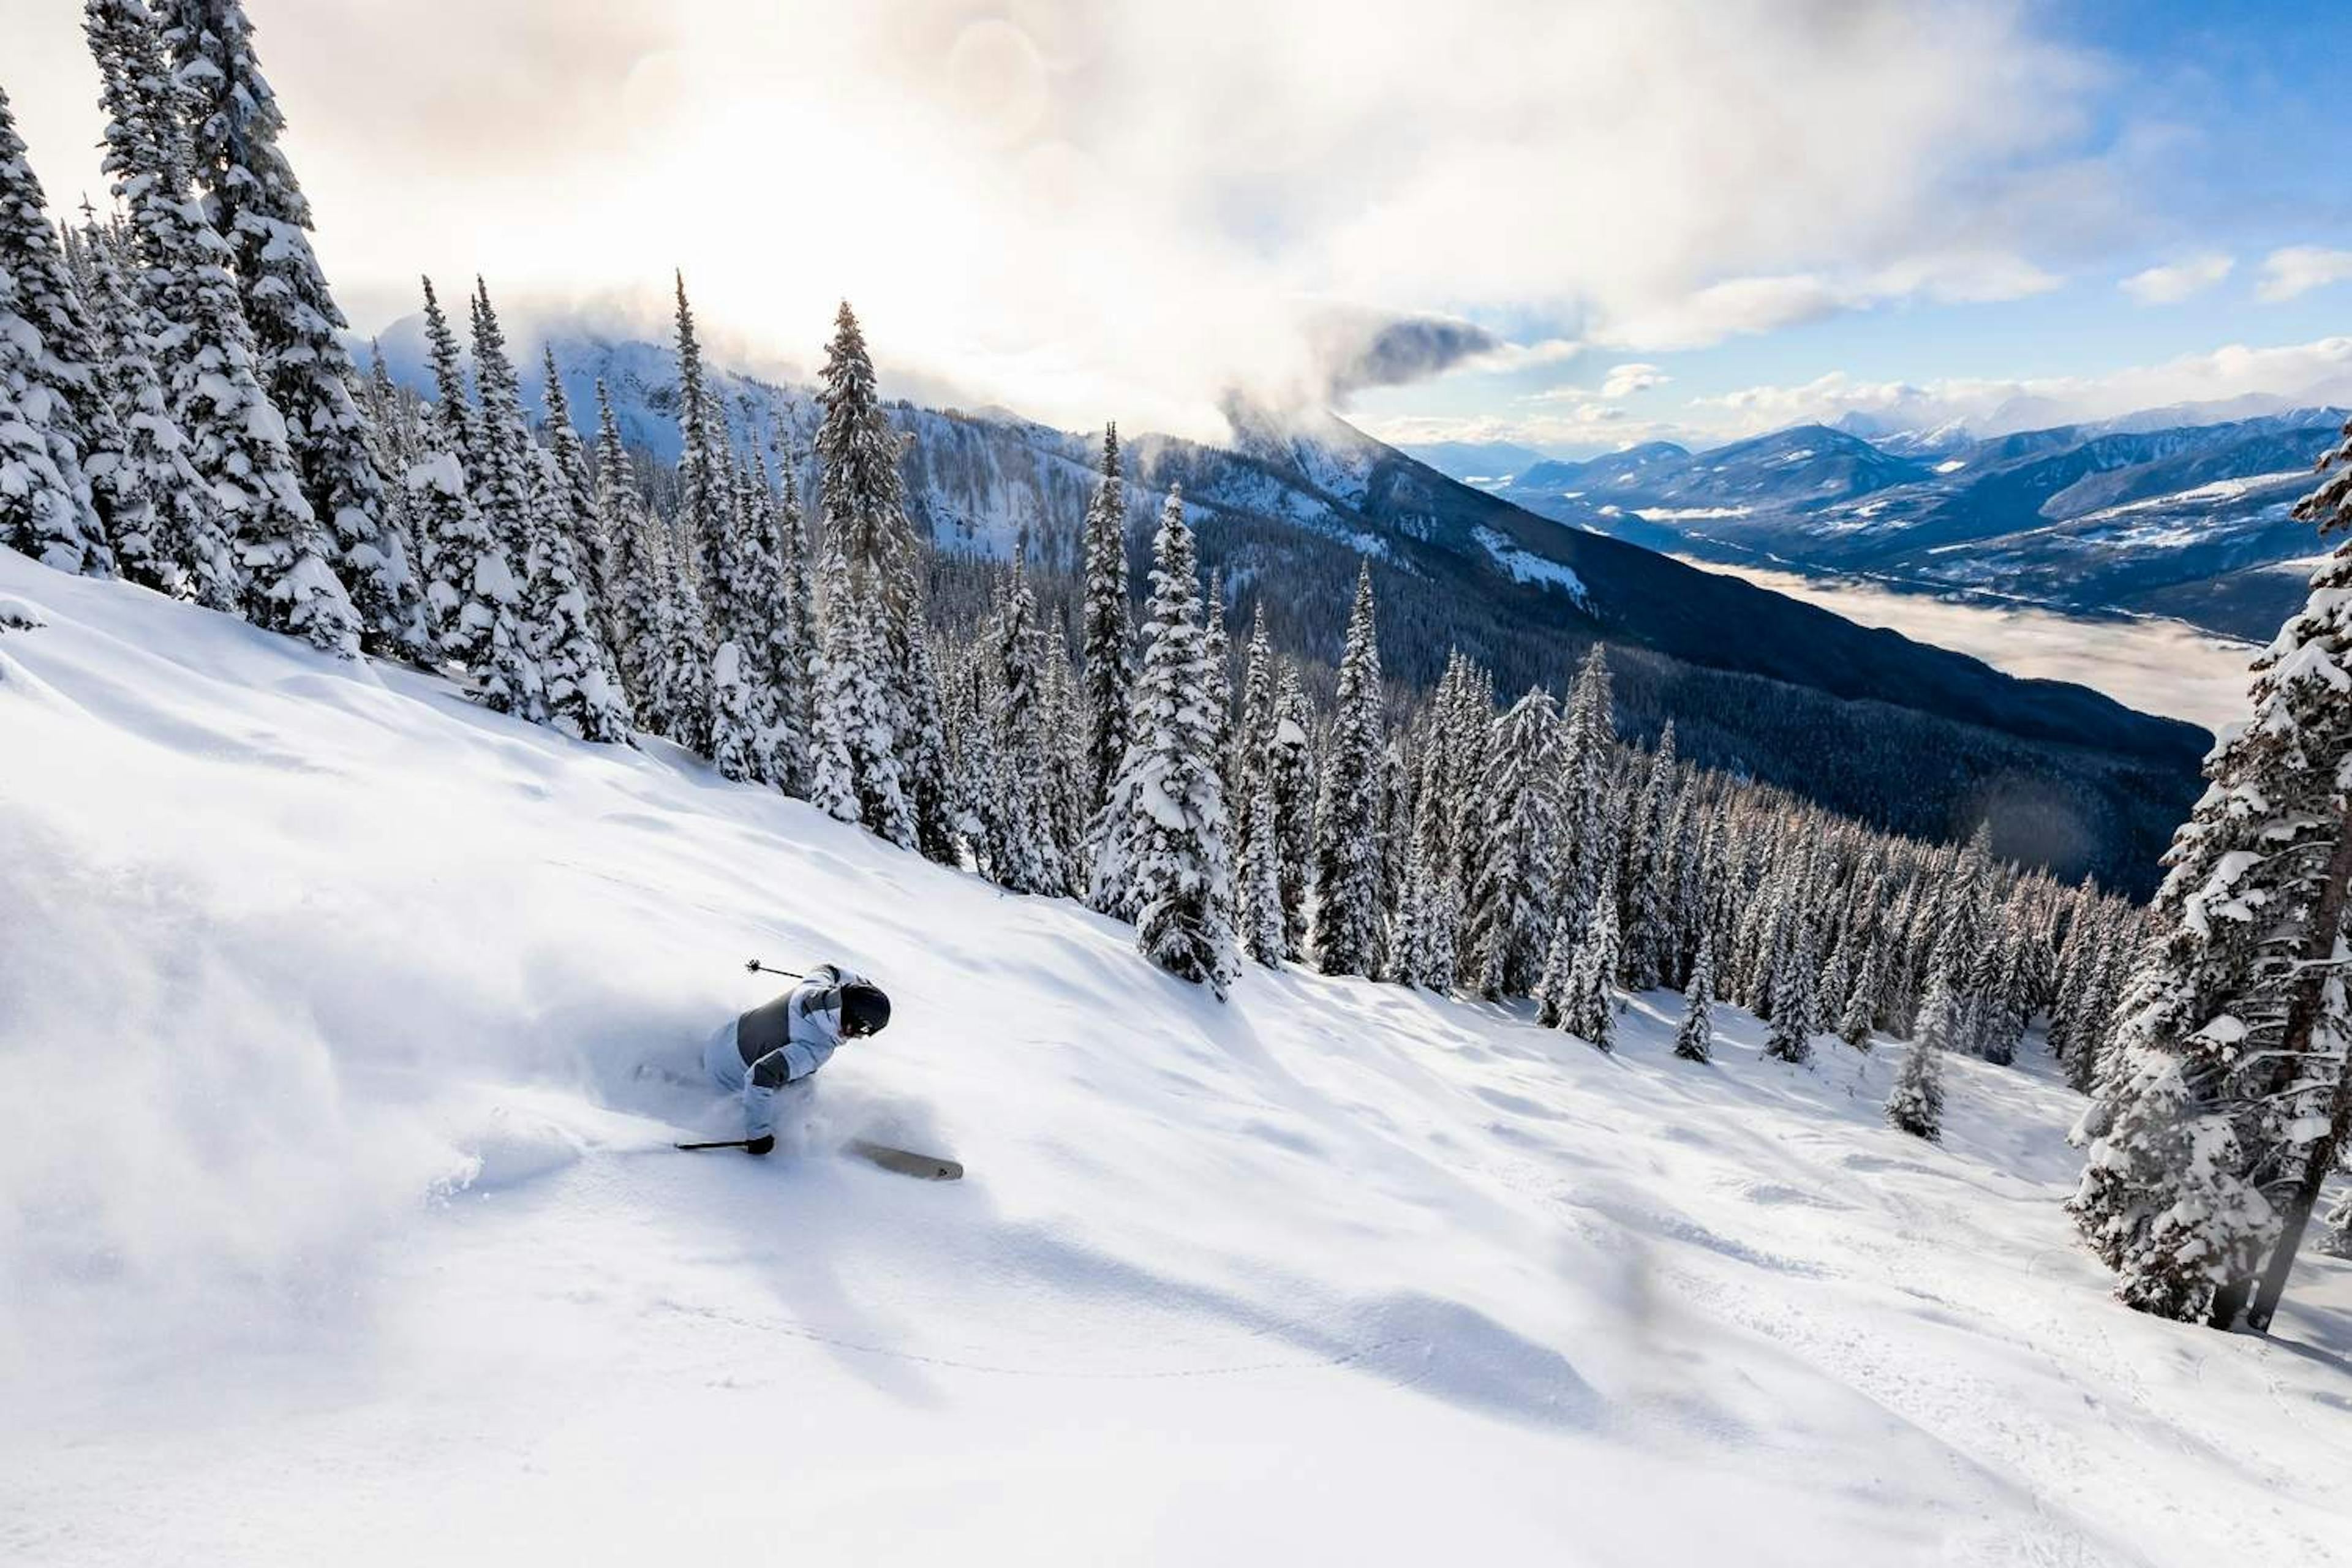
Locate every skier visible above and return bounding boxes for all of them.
[703,964,892,1154]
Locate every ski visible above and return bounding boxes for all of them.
[844,1139,963,1182]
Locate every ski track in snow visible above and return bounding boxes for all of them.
[2,549,2349,1567]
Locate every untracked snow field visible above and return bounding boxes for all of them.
[4,551,2349,1567]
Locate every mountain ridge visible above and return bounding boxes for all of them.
[364,320,2206,892]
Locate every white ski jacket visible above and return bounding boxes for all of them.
[702,964,873,1138]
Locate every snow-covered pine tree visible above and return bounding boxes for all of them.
[1440,655,1494,935]
[415,281,478,640]
[1104,488,1234,995]
[1888,967,1953,1140]
[0,88,126,580]
[900,600,958,865]
[671,274,724,609]
[72,208,233,599]
[161,0,415,652]
[1466,686,1561,998]
[1980,918,2032,1068]
[1240,767,1286,969]
[1839,938,1880,1052]
[1762,870,1819,1065]
[537,351,612,631]
[1078,423,1133,818]
[814,301,927,849]
[1673,929,1716,1063]
[1619,722,1678,990]
[86,0,358,657]
[703,430,786,783]
[1393,742,1457,991]
[1562,892,1621,1052]
[2320,1178,2352,1260]
[942,640,1000,870]
[1550,644,1615,954]
[646,513,714,750]
[1265,664,1317,958]
[1039,642,1090,880]
[1534,911,1578,1028]
[521,434,631,743]
[766,450,815,795]
[2073,415,2352,1325]
[1310,562,1387,977]
[987,550,1065,894]
[403,277,533,708]
[811,526,903,832]
[1232,605,1275,851]
[466,281,568,722]
[590,382,663,709]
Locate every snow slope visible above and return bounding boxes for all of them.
[3,551,2348,1567]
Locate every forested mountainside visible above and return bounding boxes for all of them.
[372,326,2204,893]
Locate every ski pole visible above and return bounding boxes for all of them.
[676,1137,759,1151]
[744,959,803,979]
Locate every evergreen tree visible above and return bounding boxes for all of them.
[1395,743,1457,991]
[814,301,924,846]
[1266,665,1317,957]
[645,515,712,750]
[1888,970,1953,1140]
[901,601,959,865]
[461,282,561,721]
[1562,894,1621,1052]
[1673,930,1716,1063]
[2073,423,2352,1323]
[1078,423,1132,816]
[1534,911,1577,1030]
[1310,562,1387,977]
[1466,687,1561,998]
[86,0,359,657]
[73,209,232,599]
[592,383,666,714]
[1240,767,1286,969]
[1556,644,1616,931]
[811,527,903,835]
[538,350,612,633]
[1619,722,1678,990]
[1232,605,1276,851]
[1102,489,1234,995]
[0,87,121,579]
[2320,1179,2352,1260]
[767,450,816,794]
[414,280,483,651]
[163,0,415,652]
[988,551,1065,893]
[1839,939,1880,1052]
[1762,876,1819,1065]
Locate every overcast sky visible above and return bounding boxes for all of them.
[6,0,2351,450]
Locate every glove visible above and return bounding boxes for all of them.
[745,1134,776,1156]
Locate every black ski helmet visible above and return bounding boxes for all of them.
[841,982,892,1038]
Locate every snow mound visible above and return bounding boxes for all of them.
[3,550,2348,1568]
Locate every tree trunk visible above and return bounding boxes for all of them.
[2224,795,2352,1331]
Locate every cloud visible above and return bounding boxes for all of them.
[1599,363,1670,399]
[1303,311,1507,399]
[2257,247,2352,304]
[2119,254,2233,304]
[1369,332,2352,455]
[1687,334,2352,437]
[1,0,2108,438]
[1587,253,2058,352]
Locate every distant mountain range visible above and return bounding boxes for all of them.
[367,319,2206,892]
[1411,404,2347,641]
